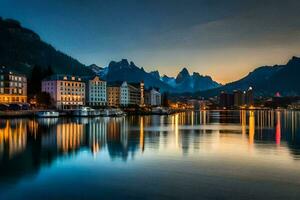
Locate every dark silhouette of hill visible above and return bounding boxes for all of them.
[0,17,93,76]
[194,56,300,98]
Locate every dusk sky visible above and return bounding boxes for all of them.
[1,0,300,83]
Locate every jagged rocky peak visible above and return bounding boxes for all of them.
[120,59,130,67]
[108,59,127,70]
[192,72,213,80]
[108,59,139,70]
[108,61,117,68]
[176,67,190,83]
[192,72,201,77]
[291,56,300,60]
[150,70,160,79]
[89,64,101,68]
[287,56,300,65]
[89,64,103,73]
[180,67,190,75]
[129,61,136,67]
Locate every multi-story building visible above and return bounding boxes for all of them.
[0,66,27,104]
[120,81,144,107]
[221,87,254,108]
[107,82,122,107]
[83,76,107,107]
[145,88,161,106]
[246,87,254,106]
[42,75,85,109]
[233,90,244,107]
[219,91,234,108]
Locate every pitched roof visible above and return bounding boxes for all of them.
[43,74,83,82]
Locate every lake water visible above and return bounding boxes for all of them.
[0,110,300,199]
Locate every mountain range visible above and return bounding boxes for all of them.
[193,56,300,98]
[0,17,220,92]
[90,59,221,92]
[1,17,300,97]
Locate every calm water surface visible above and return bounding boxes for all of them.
[0,110,300,199]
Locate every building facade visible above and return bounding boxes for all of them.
[145,88,161,106]
[219,91,234,108]
[246,87,254,106]
[233,90,244,107]
[0,67,27,104]
[42,75,85,109]
[220,87,254,108]
[84,76,107,107]
[120,82,144,106]
[107,83,121,107]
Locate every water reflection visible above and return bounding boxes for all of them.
[249,111,255,145]
[0,120,27,159]
[0,110,300,186]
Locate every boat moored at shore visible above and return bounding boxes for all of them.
[102,108,126,117]
[72,107,98,117]
[36,111,60,118]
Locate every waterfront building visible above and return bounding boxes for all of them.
[219,91,234,108]
[107,82,122,107]
[233,90,244,107]
[0,66,27,104]
[265,96,300,108]
[288,100,300,109]
[120,81,144,107]
[187,99,200,109]
[145,88,161,106]
[246,87,254,106]
[41,75,85,109]
[83,76,107,107]
[199,100,211,110]
[187,99,212,110]
[220,87,254,108]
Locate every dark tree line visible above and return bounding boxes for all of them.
[28,65,54,107]
[28,65,53,96]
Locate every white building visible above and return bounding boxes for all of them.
[120,81,144,106]
[145,88,161,106]
[120,82,129,106]
[84,76,107,107]
[42,75,85,109]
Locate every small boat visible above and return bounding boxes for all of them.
[102,108,126,117]
[152,107,172,115]
[36,111,59,118]
[73,107,97,117]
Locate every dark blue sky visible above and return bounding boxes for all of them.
[1,0,300,83]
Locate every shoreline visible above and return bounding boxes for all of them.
[0,108,299,118]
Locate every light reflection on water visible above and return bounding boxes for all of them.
[0,110,300,199]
